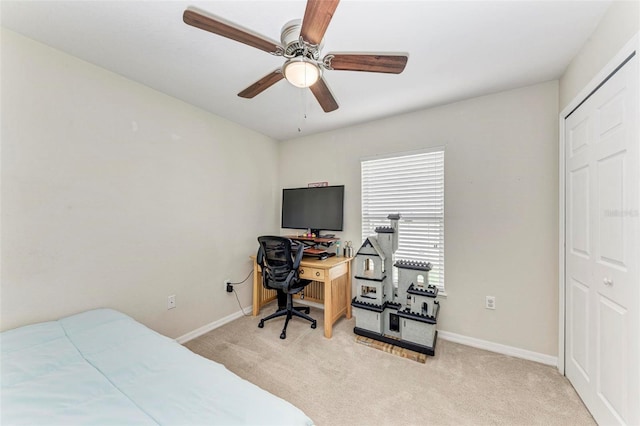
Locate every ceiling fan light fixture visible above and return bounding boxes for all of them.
[283,58,321,88]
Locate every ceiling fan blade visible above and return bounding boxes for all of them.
[300,0,340,45]
[183,9,282,55]
[309,77,339,113]
[325,53,408,74]
[238,70,284,98]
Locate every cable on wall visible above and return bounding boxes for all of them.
[227,270,254,316]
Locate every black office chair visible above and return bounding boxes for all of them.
[256,236,317,339]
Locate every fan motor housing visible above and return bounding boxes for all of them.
[280,19,322,60]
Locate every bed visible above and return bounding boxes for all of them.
[0,308,314,425]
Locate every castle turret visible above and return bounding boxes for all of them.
[374,227,395,302]
[395,260,433,307]
[387,213,401,252]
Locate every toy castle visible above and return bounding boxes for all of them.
[351,214,440,355]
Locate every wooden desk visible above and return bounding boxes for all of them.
[252,256,352,338]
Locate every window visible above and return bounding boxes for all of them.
[361,149,445,289]
[364,258,374,273]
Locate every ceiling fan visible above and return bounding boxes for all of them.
[183,0,408,113]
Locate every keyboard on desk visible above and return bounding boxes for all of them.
[304,249,336,260]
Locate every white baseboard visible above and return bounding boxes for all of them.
[438,330,558,367]
[175,306,252,344]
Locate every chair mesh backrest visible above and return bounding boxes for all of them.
[258,236,296,286]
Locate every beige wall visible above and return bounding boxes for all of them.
[0,29,280,336]
[279,81,560,356]
[560,0,640,109]
[6,0,630,356]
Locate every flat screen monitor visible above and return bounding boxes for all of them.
[281,185,344,236]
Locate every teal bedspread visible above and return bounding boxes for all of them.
[1,309,314,425]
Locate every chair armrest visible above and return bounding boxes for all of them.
[292,241,304,269]
[257,245,265,268]
[282,270,297,293]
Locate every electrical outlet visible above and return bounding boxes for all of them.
[167,295,176,310]
[485,296,496,310]
[224,279,232,293]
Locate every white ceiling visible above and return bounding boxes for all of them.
[1,0,611,141]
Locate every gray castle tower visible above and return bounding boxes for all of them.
[351,214,440,355]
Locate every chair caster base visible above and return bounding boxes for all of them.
[258,321,264,328]
[311,321,317,329]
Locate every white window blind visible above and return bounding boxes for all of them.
[361,150,445,289]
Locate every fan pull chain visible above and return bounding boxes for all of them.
[298,86,308,133]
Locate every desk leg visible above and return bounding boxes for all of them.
[346,260,352,319]
[322,261,353,338]
[252,260,260,316]
[323,277,332,338]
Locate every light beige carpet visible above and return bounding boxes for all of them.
[184,305,594,426]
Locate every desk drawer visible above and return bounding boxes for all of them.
[299,267,325,280]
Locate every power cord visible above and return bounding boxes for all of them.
[228,269,253,286]
[232,287,252,317]
[227,270,253,316]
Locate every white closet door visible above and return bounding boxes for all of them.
[565,52,639,425]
